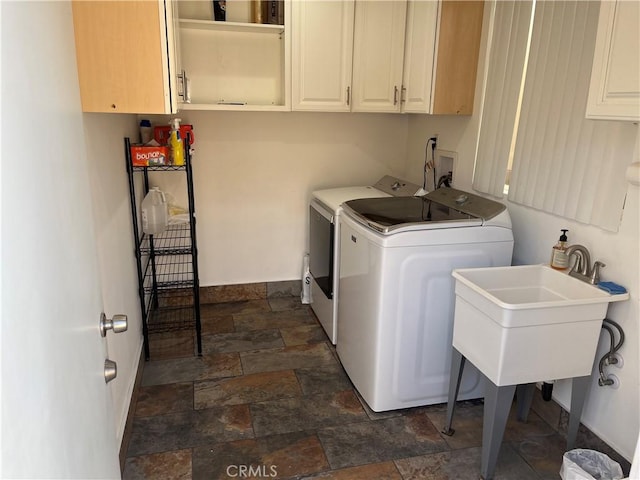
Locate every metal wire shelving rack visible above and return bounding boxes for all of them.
[124,137,202,359]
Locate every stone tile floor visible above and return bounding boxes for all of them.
[124,298,625,479]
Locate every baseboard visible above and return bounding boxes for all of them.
[529,384,632,473]
[119,342,145,473]
[200,279,300,304]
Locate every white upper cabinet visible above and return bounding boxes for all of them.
[72,0,180,114]
[586,0,640,121]
[401,1,439,113]
[292,0,354,111]
[177,0,291,111]
[351,1,407,112]
[291,0,484,115]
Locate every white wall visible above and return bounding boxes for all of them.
[82,114,142,446]
[404,5,640,462]
[509,167,639,461]
[148,111,409,286]
[407,96,639,471]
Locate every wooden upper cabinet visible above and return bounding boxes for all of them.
[401,0,484,115]
[72,0,177,114]
[431,1,484,115]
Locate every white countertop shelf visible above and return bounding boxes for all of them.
[179,18,284,35]
[180,103,289,112]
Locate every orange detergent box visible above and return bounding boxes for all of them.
[130,145,170,166]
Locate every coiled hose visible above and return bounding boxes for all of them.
[541,318,625,400]
[598,318,625,387]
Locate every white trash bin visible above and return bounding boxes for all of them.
[560,449,623,480]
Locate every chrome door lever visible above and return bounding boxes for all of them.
[99,313,128,337]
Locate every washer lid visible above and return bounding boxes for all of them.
[312,186,390,214]
[425,187,506,221]
[343,188,506,234]
[311,176,421,213]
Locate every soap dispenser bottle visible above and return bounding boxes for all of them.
[550,229,569,269]
[169,118,184,166]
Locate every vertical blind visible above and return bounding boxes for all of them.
[508,0,636,232]
[472,1,533,198]
[474,0,638,231]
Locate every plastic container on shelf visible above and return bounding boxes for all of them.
[139,119,153,144]
[169,118,184,166]
[141,187,168,235]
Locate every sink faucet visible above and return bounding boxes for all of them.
[565,244,605,285]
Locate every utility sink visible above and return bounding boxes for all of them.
[452,264,629,386]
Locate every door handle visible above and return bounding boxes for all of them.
[394,86,399,105]
[104,359,117,383]
[178,70,191,103]
[99,313,128,337]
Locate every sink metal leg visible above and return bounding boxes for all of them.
[516,383,536,422]
[567,375,591,450]
[481,383,516,480]
[442,348,466,436]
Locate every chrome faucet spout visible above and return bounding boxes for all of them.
[565,244,591,276]
[564,244,604,285]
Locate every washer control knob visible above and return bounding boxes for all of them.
[391,181,402,190]
[455,194,469,205]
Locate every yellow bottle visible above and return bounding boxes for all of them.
[170,118,184,166]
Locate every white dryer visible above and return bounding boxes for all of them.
[309,176,421,344]
[337,188,514,411]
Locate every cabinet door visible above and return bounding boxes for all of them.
[586,0,640,121]
[401,1,438,113]
[292,0,355,111]
[431,0,484,115]
[72,0,176,114]
[167,0,184,110]
[352,0,407,112]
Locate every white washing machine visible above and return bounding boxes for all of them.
[337,188,514,411]
[309,176,421,344]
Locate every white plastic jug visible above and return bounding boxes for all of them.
[141,187,168,235]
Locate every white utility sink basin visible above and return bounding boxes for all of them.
[452,264,629,386]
